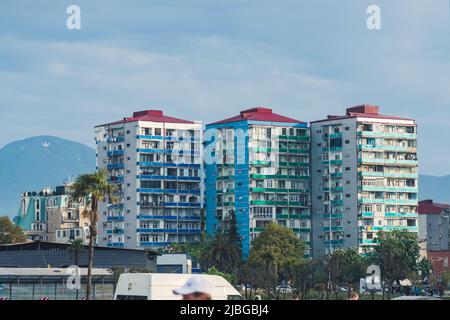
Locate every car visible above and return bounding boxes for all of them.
[276,285,293,294]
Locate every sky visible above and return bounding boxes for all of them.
[0,0,449,175]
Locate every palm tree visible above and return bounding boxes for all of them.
[68,238,84,300]
[68,238,84,266]
[200,231,241,273]
[70,169,118,300]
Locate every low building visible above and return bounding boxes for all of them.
[0,241,158,269]
[418,200,450,251]
[156,254,192,274]
[427,250,450,275]
[14,184,89,244]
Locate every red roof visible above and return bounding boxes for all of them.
[418,200,450,215]
[209,107,305,125]
[96,110,194,127]
[311,104,414,123]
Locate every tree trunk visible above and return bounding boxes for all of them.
[86,225,95,300]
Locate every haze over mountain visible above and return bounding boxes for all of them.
[0,136,96,217]
[419,175,450,204]
[0,135,449,219]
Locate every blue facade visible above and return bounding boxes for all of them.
[205,109,311,258]
[205,121,251,257]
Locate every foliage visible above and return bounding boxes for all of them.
[68,238,84,265]
[200,231,242,273]
[70,169,118,300]
[207,266,236,284]
[0,216,27,244]
[370,230,420,299]
[247,223,306,300]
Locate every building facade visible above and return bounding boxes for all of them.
[14,185,89,244]
[311,105,418,256]
[95,110,203,249]
[418,199,450,251]
[205,107,311,257]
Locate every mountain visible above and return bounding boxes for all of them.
[0,136,96,217]
[419,174,450,204]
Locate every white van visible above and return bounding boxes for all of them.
[114,273,242,300]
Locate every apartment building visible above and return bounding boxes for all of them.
[14,185,89,244]
[95,110,203,249]
[419,199,450,251]
[311,105,418,256]
[205,107,311,257]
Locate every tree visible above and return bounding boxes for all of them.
[228,210,242,257]
[207,266,236,284]
[418,257,433,283]
[200,231,241,273]
[247,223,306,300]
[0,216,27,244]
[289,259,317,300]
[200,208,207,243]
[68,238,84,300]
[68,239,84,266]
[339,248,367,298]
[70,169,118,300]
[370,230,420,300]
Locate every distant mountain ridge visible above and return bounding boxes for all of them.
[419,174,450,204]
[0,136,96,217]
[0,135,449,217]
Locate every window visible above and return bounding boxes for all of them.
[345,194,351,198]
[345,140,350,144]
[345,127,350,131]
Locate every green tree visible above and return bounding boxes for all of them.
[340,248,367,298]
[418,257,433,282]
[68,238,84,266]
[289,259,317,300]
[70,169,118,300]
[228,210,242,257]
[200,208,207,243]
[68,238,84,300]
[200,231,241,273]
[247,223,306,300]
[371,230,420,300]
[207,266,236,284]
[0,216,27,244]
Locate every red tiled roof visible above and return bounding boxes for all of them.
[418,200,450,215]
[96,110,194,127]
[311,104,414,123]
[209,107,305,125]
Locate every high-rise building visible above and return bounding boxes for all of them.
[311,105,418,257]
[95,110,203,249]
[205,107,311,257]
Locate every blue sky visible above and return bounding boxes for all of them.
[0,0,449,175]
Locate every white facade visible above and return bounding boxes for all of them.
[311,105,419,257]
[95,110,203,249]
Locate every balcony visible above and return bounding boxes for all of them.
[107,150,124,157]
[107,136,124,143]
[107,163,124,170]
[108,176,124,183]
[357,131,417,140]
[107,216,125,222]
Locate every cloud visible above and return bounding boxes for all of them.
[0,0,449,175]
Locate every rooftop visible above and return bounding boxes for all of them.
[96,110,195,127]
[208,107,306,126]
[311,104,414,123]
[418,199,450,215]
